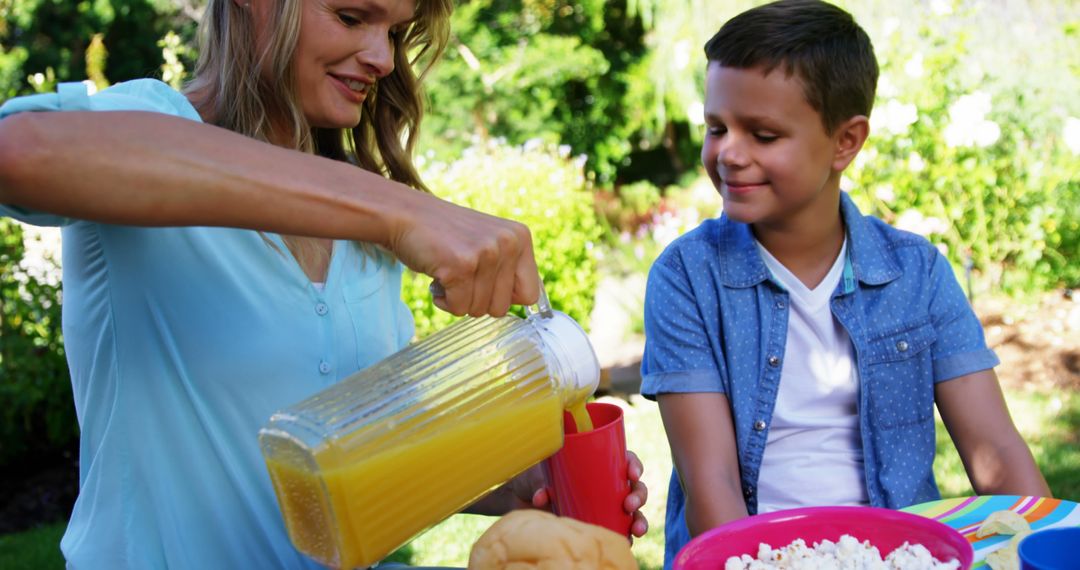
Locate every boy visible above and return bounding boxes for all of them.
[639,0,1050,566]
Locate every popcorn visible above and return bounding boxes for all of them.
[724,534,961,569]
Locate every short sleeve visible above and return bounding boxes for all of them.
[639,255,725,400]
[927,250,1000,381]
[0,79,201,227]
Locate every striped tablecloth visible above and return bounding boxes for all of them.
[901,496,1080,568]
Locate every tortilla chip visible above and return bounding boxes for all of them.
[984,546,1019,570]
[976,510,1031,538]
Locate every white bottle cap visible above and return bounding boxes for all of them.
[530,310,601,396]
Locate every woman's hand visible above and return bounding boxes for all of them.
[387,193,540,318]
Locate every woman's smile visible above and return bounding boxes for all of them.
[328,73,370,104]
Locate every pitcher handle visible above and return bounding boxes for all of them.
[430,278,553,320]
[524,280,554,320]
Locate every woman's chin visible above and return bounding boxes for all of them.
[308,110,364,130]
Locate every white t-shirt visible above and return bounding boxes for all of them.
[754,239,870,512]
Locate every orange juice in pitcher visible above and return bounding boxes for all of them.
[259,295,599,569]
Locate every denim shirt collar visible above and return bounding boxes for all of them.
[716,192,902,289]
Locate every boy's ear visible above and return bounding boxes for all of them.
[831,115,870,172]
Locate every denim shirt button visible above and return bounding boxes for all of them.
[896,340,910,352]
[775,300,786,310]
[753,420,767,431]
[767,355,781,367]
[743,485,755,498]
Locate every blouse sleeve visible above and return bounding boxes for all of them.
[0,79,201,227]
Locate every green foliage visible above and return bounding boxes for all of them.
[594,181,662,235]
[419,0,650,184]
[0,44,28,100]
[0,220,73,467]
[158,29,194,89]
[402,140,602,338]
[0,520,65,570]
[846,16,1080,293]
[0,0,194,101]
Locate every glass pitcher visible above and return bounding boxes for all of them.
[258,291,600,569]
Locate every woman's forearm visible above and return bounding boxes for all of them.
[0,108,542,316]
[0,110,417,243]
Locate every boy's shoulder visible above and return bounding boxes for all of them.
[843,197,949,283]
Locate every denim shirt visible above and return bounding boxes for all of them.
[640,193,999,568]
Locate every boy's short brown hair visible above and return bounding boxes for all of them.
[705,0,879,133]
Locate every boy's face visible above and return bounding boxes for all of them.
[701,63,848,229]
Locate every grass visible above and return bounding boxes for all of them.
[0,521,65,570]
[934,388,1080,500]
[4,388,1077,569]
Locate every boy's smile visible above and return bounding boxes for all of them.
[701,63,847,231]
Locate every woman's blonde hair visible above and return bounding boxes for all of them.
[185,0,452,271]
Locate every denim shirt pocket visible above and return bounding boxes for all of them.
[861,318,937,429]
[342,262,400,370]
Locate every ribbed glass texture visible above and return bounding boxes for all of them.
[259,314,569,569]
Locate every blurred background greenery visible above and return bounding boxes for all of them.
[1,0,1078,568]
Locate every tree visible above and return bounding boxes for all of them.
[0,0,195,100]
[419,0,653,184]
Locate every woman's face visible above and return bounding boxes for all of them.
[250,0,415,129]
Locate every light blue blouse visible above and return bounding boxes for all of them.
[0,80,415,569]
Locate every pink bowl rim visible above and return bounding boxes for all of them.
[675,505,974,569]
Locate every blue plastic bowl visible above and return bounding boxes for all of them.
[1017,527,1080,570]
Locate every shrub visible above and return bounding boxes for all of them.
[847,24,1080,294]
[402,140,603,338]
[0,220,74,467]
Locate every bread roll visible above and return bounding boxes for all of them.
[468,510,636,570]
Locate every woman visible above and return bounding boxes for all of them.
[0,0,647,567]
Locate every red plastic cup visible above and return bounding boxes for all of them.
[542,401,633,537]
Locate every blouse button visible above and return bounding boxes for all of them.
[767,355,781,367]
[318,361,331,375]
[896,340,909,352]
[753,420,767,431]
[315,303,329,316]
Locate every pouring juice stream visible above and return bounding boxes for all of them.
[567,399,594,432]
